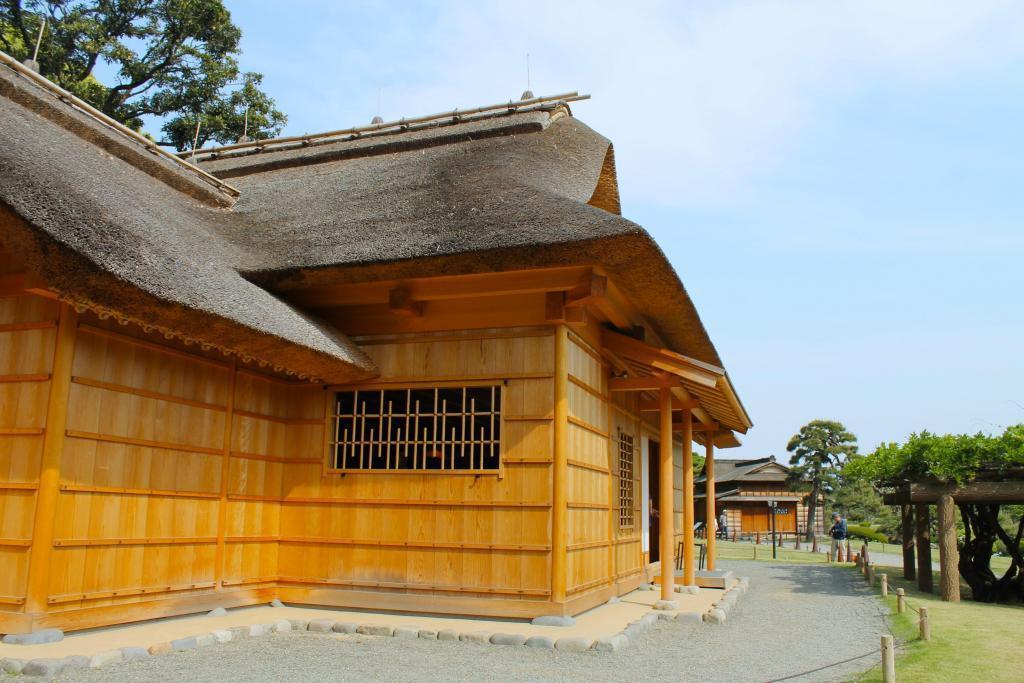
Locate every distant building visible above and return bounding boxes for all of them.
[695,456,825,537]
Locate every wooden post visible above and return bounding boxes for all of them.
[896,588,905,614]
[705,439,716,571]
[881,573,888,597]
[915,503,933,593]
[25,304,78,618]
[681,408,695,586]
[846,539,852,563]
[919,606,931,641]
[937,494,960,602]
[659,387,675,600]
[901,504,916,581]
[552,325,569,604]
[213,358,238,589]
[881,634,896,683]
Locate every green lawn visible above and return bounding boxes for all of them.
[856,566,1024,682]
[712,539,829,564]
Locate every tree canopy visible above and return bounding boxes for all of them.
[0,0,286,150]
[844,425,1024,486]
[786,419,859,541]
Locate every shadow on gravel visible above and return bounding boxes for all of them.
[765,564,875,598]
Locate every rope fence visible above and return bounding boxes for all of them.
[768,542,935,682]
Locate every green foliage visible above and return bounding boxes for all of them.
[846,523,889,543]
[786,419,858,494]
[845,425,1024,486]
[831,476,900,538]
[0,0,286,149]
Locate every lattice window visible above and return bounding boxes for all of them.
[618,430,635,528]
[331,385,502,472]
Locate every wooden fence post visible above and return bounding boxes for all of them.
[880,573,888,597]
[896,588,905,614]
[881,634,896,683]
[919,606,931,641]
[868,563,876,586]
[846,540,852,563]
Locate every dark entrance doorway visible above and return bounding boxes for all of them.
[648,439,660,563]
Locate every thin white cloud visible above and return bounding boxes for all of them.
[273,0,1024,207]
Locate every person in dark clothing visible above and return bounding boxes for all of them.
[829,512,848,561]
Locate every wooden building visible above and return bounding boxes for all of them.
[695,456,824,537]
[0,53,751,635]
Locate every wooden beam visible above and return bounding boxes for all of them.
[681,408,695,586]
[691,422,720,432]
[214,359,238,589]
[289,266,593,309]
[565,274,606,305]
[885,480,1024,504]
[705,439,716,572]
[609,375,681,392]
[659,387,675,601]
[388,288,424,317]
[937,494,960,602]
[915,503,933,594]
[600,330,722,389]
[638,398,700,412]
[25,304,78,615]
[552,325,569,604]
[901,504,916,581]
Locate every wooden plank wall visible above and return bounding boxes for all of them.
[276,328,555,606]
[564,332,612,599]
[0,260,57,615]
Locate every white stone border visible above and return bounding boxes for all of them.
[0,584,754,675]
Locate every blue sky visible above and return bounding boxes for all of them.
[197,1,1023,458]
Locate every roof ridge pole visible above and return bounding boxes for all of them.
[681,408,695,586]
[659,387,675,601]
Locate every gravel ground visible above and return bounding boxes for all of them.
[56,561,889,683]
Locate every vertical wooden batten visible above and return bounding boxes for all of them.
[704,438,715,572]
[24,304,78,617]
[551,324,569,604]
[681,409,694,586]
[658,387,674,600]
[213,358,238,589]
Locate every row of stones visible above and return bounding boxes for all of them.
[703,576,750,625]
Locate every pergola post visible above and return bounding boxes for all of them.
[681,408,695,586]
[937,494,960,602]
[915,503,933,593]
[659,387,675,600]
[901,504,916,581]
[705,438,716,572]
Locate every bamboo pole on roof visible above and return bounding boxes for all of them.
[682,408,695,586]
[659,387,675,600]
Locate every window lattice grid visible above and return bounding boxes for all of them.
[331,386,502,471]
[618,431,635,528]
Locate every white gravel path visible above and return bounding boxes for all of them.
[55,561,889,683]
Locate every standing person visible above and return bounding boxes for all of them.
[718,510,728,540]
[829,512,848,561]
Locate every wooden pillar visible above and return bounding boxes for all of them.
[937,494,960,602]
[213,358,238,589]
[681,408,695,586]
[659,387,675,600]
[915,503,933,593]
[25,304,78,617]
[901,503,916,581]
[705,438,716,572]
[552,325,569,604]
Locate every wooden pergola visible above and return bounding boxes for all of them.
[883,480,1024,602]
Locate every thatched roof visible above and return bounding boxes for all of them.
[0,51,744,403]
